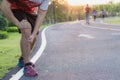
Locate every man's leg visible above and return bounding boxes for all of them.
[87,14,90,24]
[86,14,89,24]
[20,20,38,76]
[30,35,38,50]
[20,26,32,64]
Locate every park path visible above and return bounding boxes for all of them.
[3,20,120,80]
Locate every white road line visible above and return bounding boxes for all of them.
[30,27,47,63]
[78,34,94,39]
[81,23,120,31]
[9,27,48,80]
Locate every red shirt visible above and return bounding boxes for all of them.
[85,6,91,13]
[7,0,38,14]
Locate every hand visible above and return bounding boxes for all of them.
[28,34,35,43]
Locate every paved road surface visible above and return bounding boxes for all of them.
[3,20,120,80]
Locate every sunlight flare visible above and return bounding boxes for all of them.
[67,0,120,6]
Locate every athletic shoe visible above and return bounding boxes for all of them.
[17,57,35,68]
[24,64,38,76]
[17,57,24,67]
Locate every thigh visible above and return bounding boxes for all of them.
[86,14,89,20]
[12,9,37,34]
[12,9,28,33]
[26,13,37,33]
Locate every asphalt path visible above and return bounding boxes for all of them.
[3,20,120,80]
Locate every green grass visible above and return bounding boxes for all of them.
[105,17,120,24]
[0,32,20,79]
[0,24,52,79]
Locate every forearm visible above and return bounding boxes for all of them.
[32,10,47,36]
[0,0,20,27]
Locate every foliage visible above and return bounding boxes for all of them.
[0,0,2,3]
[46,0,120,22]
[8,21,15,27]
[0,30,8,39]
[7,27,18,32]
[0,17,8,31]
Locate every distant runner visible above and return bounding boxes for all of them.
[101,9,106,20]
[0,0,50,77]
[85,4,91,24]
[92,9,97,21]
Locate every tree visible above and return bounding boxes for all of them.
[0,17,8,31]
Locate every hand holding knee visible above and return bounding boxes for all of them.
[28,35,36,43]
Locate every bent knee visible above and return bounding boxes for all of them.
[20,28,31,39]
[20,20,32,29]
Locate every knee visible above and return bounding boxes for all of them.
[21,29,31,40]
[20,20,32,29]
[20,20,32,39]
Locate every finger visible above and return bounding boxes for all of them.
[28,38,33,43]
